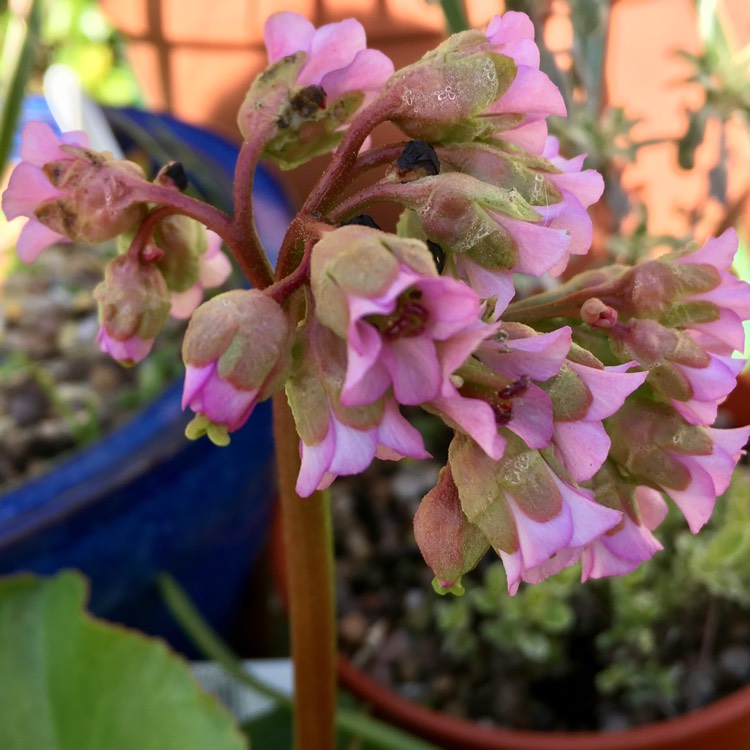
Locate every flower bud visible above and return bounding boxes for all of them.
[610,318,743,425]
[93,255,171,366]
[384,31,518,142]
[181,290,293,442]
[385,171,580,312]
[413,464,490,591]
[608,229,750,357]
[383,12,564,147]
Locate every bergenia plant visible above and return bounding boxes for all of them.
[4,10,750,748]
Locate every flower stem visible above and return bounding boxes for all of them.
[328,181,413,224]
[302,100,395,218]
[231,129,277,286]
[135,181,274,289]
[503,267,626,324]
[272,392,336,750]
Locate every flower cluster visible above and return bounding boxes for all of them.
[3,10,749,598]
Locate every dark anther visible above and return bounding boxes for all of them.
[341,215,382,230]
[395,140,440,180]
[427,240,446,273]
[159,162,189,191]
[491,401,513,426]
[498,375,530,400]
[291,85,327,117]
[382,301,428,340]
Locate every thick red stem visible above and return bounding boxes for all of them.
[272,392,336,750]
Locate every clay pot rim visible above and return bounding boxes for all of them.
[338,652,750,750]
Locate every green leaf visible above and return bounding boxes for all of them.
[0,572,247,750]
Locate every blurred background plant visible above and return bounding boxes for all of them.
[0,0,139,172]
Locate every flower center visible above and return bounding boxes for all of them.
[369,288,429,340]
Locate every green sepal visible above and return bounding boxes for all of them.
[659,299,720,328]
[154,215,206,293]
[544,364,594,422]
[237,52,306,140]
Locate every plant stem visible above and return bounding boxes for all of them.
[134,181,274,289]
[272,392,336,750]
[328,182,413,224]
[301,101,395,218]
[231,130,277,286]
[503,268,625,324]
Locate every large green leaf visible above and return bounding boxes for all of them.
[0,572,247,750]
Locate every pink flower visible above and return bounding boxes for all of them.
[170,230,233,319]
[93,255,171,366]
[672,229,750,356]
[439,138,603,298]
[498,471,622,595]
[96,328,154,367]
[471,324,573,450]
[182,361,261,432]
[484,137,603,280]
[287,315,429,496]
[296,398,429,497]
[449,433,622,595]
[539,136,605,274]
[611,318,745,427]
[484,12,567,153]
[609,401,750,533]
[2,122,88,262]
[264,12,394,105]
[664,425,750,533]
[2,121,147,263]
[581,488,668,580]
[342,269,490,407]
[550,361,648,482]
[181,290,293,440]
[311,227,495,410]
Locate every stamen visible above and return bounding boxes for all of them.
[498,375,529,399]
[370,288,429,340]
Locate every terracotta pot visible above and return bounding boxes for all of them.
[338,654,750,750]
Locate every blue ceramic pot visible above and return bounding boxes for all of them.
[0,104,294,654]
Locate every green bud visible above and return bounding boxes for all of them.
[414,463,490,586]
[94,255,170,342]
[384,31,518,142]
[182,289,293,394]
